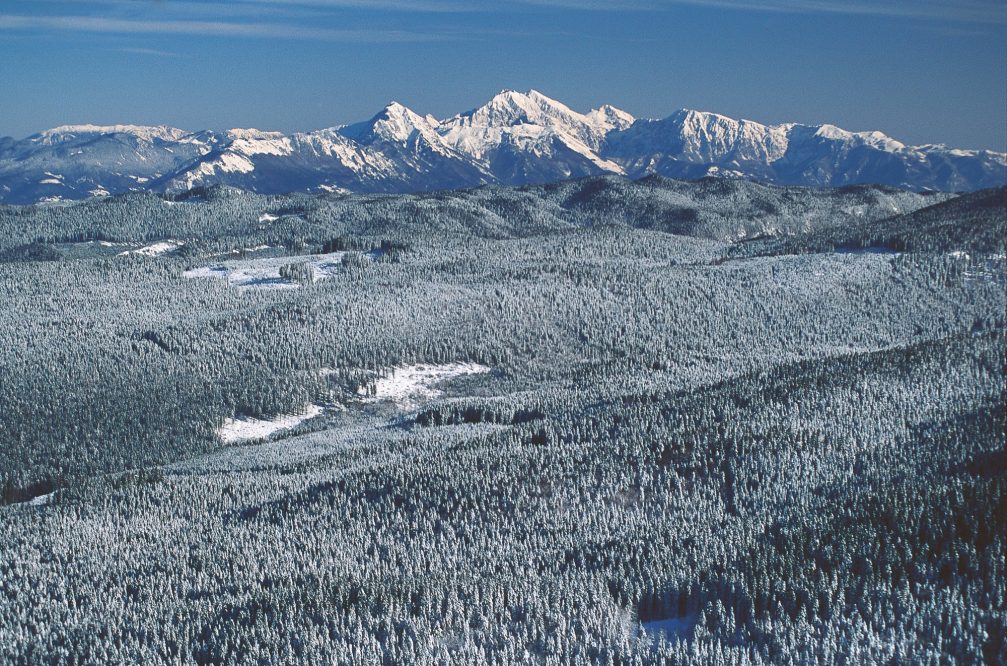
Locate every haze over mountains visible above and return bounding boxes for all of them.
[1,90,1004,205]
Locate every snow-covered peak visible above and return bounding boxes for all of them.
[586,104,636,132]
[664,109,790,163]
[814,124,851,141]
[33,124,191,144]
[375,102,437,143]
[437,90,624,173]
[673,109,746,133]
[339,101,440,145]
[2,91,1003,204]
[453,89,587,130]
[810,124,907,152]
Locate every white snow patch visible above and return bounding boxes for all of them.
[216,152,256,174]
[27,492,54,506]
[118,240,184,257]
[357,362,490,409]
[318,183,351,194]
[39,178,63,185]
[226,128,293,157]
[170,150,255,190]
[183,251,365,290]
[215,245,272,258]
[216,404,323,444]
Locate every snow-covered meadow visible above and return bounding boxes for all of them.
[356,362,491,410]
[216,405,323,444]
[183,251,366,290]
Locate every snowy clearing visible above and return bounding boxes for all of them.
[27,492,54,507]
[216,404,323,444]
[357,362,491,409]
[118,240,185,257]
[183,251,366,290]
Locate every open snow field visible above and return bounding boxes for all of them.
[183,251,362,290]
[357,362,491,409]
[211,363,489,447]
[118,240,185,257]
[216,404,323,444]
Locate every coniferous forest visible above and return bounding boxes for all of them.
[0,175,1004,664]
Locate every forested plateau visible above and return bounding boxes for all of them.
[0,175,1003,664]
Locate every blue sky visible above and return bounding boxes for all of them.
[1,1,1004,150]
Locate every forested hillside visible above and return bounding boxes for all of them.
[0,177,1002,664]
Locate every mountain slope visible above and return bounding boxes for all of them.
[0,125,207,202]
[434,90,630,184]
[0,91,1003,204]
[794,186,1007,254]
[604,111,1007,191]
[337,102,492,190]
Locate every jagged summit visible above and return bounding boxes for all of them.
[587,104,636,132]
[448,90,568,127]
[1,91,1003,204]
[339,101,436,145]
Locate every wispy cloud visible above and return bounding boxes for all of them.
[7,0,1004,43]
[0,14,443,41]
[235,0,479,10]
[116,46,184,57]
[29,0,484,14]
[21,0,1007,22]
[236,0,1007,23]
[513,0,1006,23]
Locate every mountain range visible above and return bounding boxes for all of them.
[1,90,1004,205]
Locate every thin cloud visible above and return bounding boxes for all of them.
[0,14,444,41]
[116,46,185,57]
[512,0,1007,23]
[24,0,1007,22]
[29,0,483,13]
[236,0,478,10]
